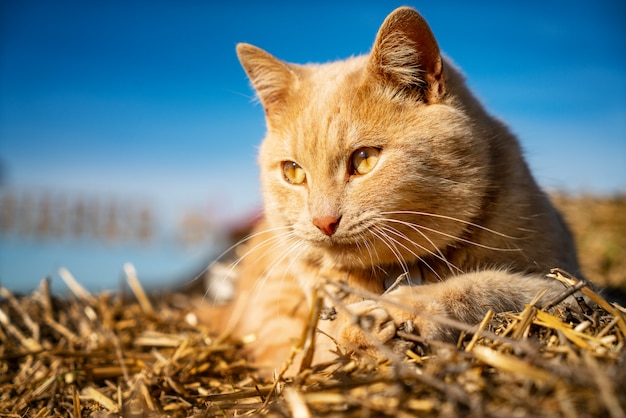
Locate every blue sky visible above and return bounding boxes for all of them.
[2,1,625,216]
[0,1,625,291]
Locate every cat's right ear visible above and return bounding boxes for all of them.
[236,43,297,115]
[368,7,445,102]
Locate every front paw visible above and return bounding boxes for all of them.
[384,291,453,342]
[315,300,397,363]
[342,300,397,345]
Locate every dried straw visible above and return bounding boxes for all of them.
[1,267,624,417]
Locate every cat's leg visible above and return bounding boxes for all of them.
[195,267,308,375]
[230,260,310,375]
[197,222,312,376]
[315,270,572,361]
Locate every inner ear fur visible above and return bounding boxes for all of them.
[368,7,445,102]
[236,43,297,115]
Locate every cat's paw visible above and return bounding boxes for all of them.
[381,285,456,342]
[341,300,397,345]
[315,300,397,363]
[315,290,454,364]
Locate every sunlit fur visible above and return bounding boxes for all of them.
[199,7,581,373]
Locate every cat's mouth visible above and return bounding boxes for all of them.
[304,232,391,267]
[301,224,437,269]
[308,235,356,249]
[303,232,360,251]
[310,241,375,268]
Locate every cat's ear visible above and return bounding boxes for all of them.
[236,43,297,115]
[368,7,445,102]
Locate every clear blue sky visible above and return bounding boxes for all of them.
[1,0,625,225]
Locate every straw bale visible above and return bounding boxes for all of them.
[1,267,625,417]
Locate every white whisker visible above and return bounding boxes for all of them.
[379,211,519,252]
[380,210,521,240]
[370,225,411,278]
[204,227,296,304]
[194,224,293,285]
[251,238,306,309]
[375,224,445,282]
[376,217,463,275]
[413,222,520,252]
[359,231,379,269]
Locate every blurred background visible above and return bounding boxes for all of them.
[1,1,625,294]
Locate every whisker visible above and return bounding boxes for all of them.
[376,217,463,275]
[380,211,519,252]
[250,237,307,309]
[380,210,521,240]
[193,224,293,286]
[359,231,379,269]
[377,225,423,265]
[350,235,368,269]
[204,228,296,304]
[376,224,444,282]
[370,225,411,279]
[413,223,521,252]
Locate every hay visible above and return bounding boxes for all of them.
[1,266,625,417]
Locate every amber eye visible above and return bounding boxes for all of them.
[282,161,306,184]
[351,147,380,175]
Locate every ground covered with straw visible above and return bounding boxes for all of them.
[1,194,625,417]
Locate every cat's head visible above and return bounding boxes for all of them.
[237,7,494,271]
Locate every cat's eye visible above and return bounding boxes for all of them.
[282,161,306,184]
[351,147,380,175]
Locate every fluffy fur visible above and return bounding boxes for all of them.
[202,7,581,374]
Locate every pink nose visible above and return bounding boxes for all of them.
[312,216,341,236]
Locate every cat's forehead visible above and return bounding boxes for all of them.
[301,56,367,97]
[290,56,372,141]
[261,59,360,156]
[297,58,369,117]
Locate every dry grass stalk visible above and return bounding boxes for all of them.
[1,264,625,417]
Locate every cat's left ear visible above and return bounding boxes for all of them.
[236,43,297,115]
[368,7,445,102]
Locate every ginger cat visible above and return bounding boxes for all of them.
[204,7,581,375]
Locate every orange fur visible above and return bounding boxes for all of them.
[202,7,581,375]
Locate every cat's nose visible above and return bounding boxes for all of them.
[312,216,341,236]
